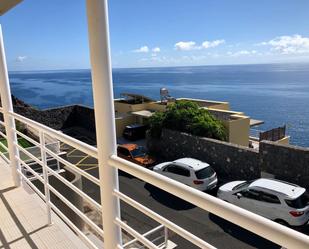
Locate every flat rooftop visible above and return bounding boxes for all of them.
[0,157,88,249]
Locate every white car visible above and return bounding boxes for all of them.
[153,158,217,191]
[217,178,309,226]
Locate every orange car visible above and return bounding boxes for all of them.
[117,144,156,167]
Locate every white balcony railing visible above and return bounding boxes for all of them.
[0,108,309,249]
[0,1,309,249]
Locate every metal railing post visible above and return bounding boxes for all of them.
[85,0,123,248]
[164,226,168,247]
[0,25,21,187]
[39,131,52,225]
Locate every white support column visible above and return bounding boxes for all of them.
[85,0,122,248]
[0,25,21,187]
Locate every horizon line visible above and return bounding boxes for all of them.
[8,61,309,73]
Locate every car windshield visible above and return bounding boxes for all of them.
[232,180,253,191]
[195,167,215,179]
[131,146,146,158]
[285,191,309,209]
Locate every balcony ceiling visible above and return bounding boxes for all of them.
[0,0,22,16]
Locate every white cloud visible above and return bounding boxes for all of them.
[133,46,149,53]
[202,39,225,49]
[16,56,27,62]
[174,41,198,51]
[227,50,257,57]
[260,35,309,54]
[175,39,225,51]
[152,47,161,53]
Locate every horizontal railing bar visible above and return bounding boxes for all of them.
[14,129,40,147]
[0,120,5,126]
[141,224,164,238]
[0,153,10,164]
[17,157,44,184]
[115,190,214,249]
[16,142,101,211]
[9,111,98,159]
[0,140,8,152]
[110,155,309,249]
[47,165,102,212]
[123,224,164,248]
[49,202,98,249]
[115,218,158,249]
[18,170,46,200]
[47,184,104,237]
[26,170,65,182]
[149,235,166,248]
[15,130,98,187]
[15,143,44,167]
[0,106,3,113]
[44,146,100,186]
[0,130,7,138]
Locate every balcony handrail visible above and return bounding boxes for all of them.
[8,111,98,159]
[0,110,104,248]
[122,224,165,248]
[110,155,309,249]
[114,189,215,249]
[0,109,309,248]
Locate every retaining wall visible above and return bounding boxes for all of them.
[147,129,309,189]
[260,141,309,190]
[147,129,260,181]
[13,105,96,132]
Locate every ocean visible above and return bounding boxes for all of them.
[8,63,309,147]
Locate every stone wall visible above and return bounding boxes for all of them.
[147,129,260,181]
[70,105,96,132]
[260,141,309,190]
[147,129,309,189]
[13,106,75,130]
[13,104,96,132]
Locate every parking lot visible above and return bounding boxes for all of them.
[59,139,309,249]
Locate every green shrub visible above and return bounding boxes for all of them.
[149,111,166,138]
[149,100,227,141]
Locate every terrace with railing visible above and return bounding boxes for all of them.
[0,1,309,249]
[250,126,290,149]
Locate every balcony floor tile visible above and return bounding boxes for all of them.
[0,157,89,249]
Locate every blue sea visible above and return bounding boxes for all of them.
[8,63,309,147]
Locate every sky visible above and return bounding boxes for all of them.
[1,0,309,70]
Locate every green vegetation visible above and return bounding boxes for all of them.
[0,137,33,153]
[149,100,227,141]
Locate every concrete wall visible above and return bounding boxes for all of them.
[260,141,309,190]
[114,101,136,113]
[146,102,167,112]
[209,109,250,146]
[147,129,309,189]
[115,101,168,114]
[147,129,260,181]
[115,115,136,137]
[227,115,250,146]
[276,136,290,145]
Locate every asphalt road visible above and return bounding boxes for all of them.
[62,145,309,249]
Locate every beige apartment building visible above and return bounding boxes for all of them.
[114,93,289,147]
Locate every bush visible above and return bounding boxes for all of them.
[149,100,227,141]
